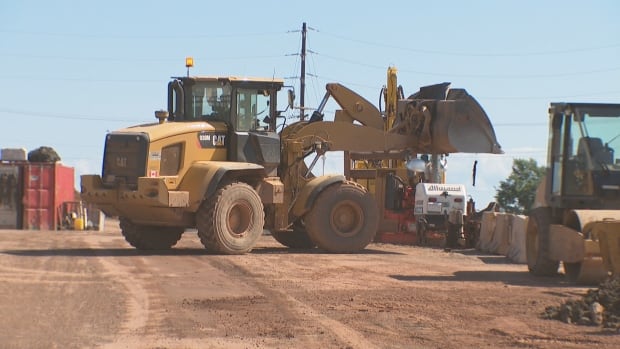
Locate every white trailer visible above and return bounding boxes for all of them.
[414,183,467,247]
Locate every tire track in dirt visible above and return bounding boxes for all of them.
[84,240,152,348]
[207,258,379,349]
[0,265,105,283]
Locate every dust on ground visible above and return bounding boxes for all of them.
[0,218,618,349]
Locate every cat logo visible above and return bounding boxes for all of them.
[212,134,226,147]
[116,156,128,168]
[198,131,226,148]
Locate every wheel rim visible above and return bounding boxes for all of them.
[329,200,364,238]
[227,201,253,236]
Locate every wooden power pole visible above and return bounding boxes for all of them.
[300,22,307,120]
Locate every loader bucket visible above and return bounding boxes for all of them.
[433,89,502,154]
[562,210,620,284]
[399,85,503,155]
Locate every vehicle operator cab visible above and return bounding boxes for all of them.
[166,76,288,176]
[547,103,620,205]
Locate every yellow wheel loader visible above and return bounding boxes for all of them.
[527,103,620,283]
[81,72,501,254]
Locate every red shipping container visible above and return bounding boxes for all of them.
[22,163,75,230]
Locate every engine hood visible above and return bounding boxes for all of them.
[114,121,228,142]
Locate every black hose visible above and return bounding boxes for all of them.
[472,160,478,186]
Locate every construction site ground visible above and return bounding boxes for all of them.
[0,218,618,349]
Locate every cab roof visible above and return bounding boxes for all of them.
[172,76,285,85]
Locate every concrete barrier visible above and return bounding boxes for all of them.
[477,212,528,264]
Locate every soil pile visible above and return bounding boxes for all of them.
[542,277,620,330]
[28,146,61,162]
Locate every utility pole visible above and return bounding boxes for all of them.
[300,22,307,120]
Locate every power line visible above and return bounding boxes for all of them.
[318,30,620,57]
[295,74,378,90]
[318,52,620,79]
[0,75,161,83]
[399,67,620,79]
[0,29,287,40]
[0,138,101,149]
[0,108,139,122]
[482,91,620,100]
[0,51,287,63]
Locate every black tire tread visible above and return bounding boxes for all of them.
[526,207,560,276]
[119,217,184,250]
[271,225,316,249]
[305,181,378,253]
[196,182,264,254]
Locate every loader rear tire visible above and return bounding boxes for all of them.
[196,182,264,254]
[271,222,316,249]
[305,182,378,253]
[526,207,560,276]
[119,217,184,250]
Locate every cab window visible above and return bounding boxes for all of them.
[236,88,270,131]
[189,83,231,121]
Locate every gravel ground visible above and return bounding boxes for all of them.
[0,218,618,348]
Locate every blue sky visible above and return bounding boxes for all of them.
[1,1,618,206]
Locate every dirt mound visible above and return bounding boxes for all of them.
[542,277,620,330]
[28,146,61,162]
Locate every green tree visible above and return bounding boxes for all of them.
[495,158,546,214]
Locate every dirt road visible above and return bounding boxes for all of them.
[0,218,617,348]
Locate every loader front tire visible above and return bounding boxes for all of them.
[526,207,560,276]
[196,182,264,254]
[119,217,184,250]
[305,182,378,253]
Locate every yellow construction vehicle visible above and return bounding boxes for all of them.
[81,64,501,254]
[527,103,620,283]
[328,67,497,247]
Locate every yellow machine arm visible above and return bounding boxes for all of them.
[286,82,502,157]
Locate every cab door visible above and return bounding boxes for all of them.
[228,87,280,176]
